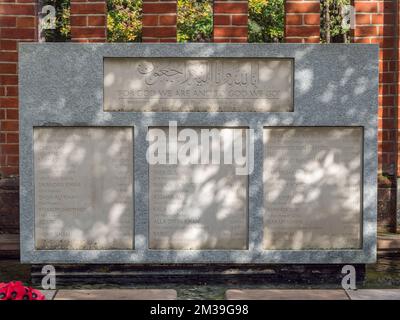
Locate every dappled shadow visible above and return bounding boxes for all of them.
[148,127,248,250]
[103,58,293,112]
[18,42,378,263]
[263,127,363,250]
[33,127,134,250]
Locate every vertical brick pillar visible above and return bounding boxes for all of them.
[396,0,400,232]
[353,0,399,232]
[284,0,320,43]
[70,0,107,42]
[0,0,36,251]
[213,0,248,43]
[0,0,37,177]
[395,1,400,178]
[142,0,177,42]
[352,0,398,175]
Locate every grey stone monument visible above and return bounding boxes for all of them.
[19,43,378,264]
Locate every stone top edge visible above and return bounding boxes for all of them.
[18,42,379,48]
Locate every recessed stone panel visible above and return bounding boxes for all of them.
[148,127,249,249]
[104,58,293,112]
[263,127,362,250]
[34,127,134,250]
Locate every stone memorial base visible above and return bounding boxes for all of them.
[30,264,365,286]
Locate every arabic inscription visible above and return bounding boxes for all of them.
[104,58,293,112]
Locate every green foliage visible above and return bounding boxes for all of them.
[320,0,351,43]
[107,0,142,42]
[43,0,70,42]
[177,0,213,42]
[43,0,143,42]
[42,0,288,44]
[248,0,284,43]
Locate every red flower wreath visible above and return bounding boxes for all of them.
[0,282,45,300]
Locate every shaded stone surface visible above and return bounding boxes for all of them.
[346,289,400,300]
[149,127,248,250]
[0,177,20,258]
[0,177,19,234]
[42,290,57,300]
[30,263,366,286]
[263,127,362,250]
[0,234,19,251]
[54,289,177,300]
[34,127,134,250]
[225,289,349,300]
[0,259,31,284]
[378,175,397,233]
[378,233,400,250]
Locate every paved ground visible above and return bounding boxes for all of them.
[52,289,177,300]
[378,233,400,251]
[345,289,400,300]
[225,289,349,300]
[225,289,400,300]
[37,288,400,300]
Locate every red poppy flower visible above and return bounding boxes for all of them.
[0,282,45,300]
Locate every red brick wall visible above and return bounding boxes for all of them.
[284,0,399,231]
[352,0,399,231]
[353,0,398,176]
[0,0,37,178]
[284,0,320,43]
[0,1,36,251]
[397,0,400,184]
[142,0,177,42]
[213,0,248,42]
[70,0,107,42]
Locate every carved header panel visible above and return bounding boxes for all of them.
[104,58,293,112]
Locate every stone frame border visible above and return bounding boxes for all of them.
[19,43,378,263]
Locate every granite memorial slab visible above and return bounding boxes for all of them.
[148,127,248,250]
[34,127,134,250]
[19,43,378,264]
[263,127,362,250]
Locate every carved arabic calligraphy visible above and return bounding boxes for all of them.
[103,58,293,112]
[137,61,260,87]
